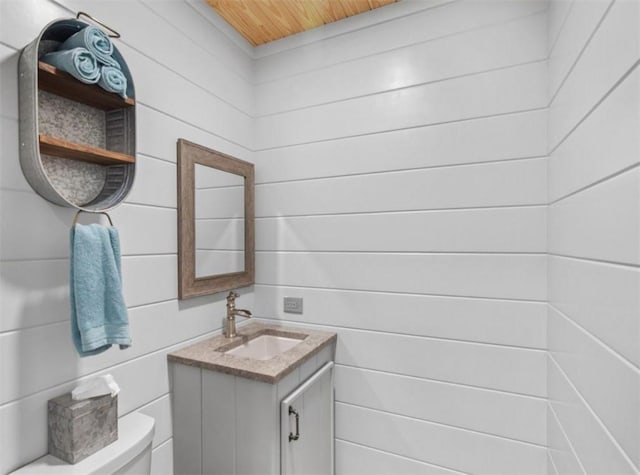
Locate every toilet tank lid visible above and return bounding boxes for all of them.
[11,412,155,475]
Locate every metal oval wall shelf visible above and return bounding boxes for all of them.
[19,16,136,212]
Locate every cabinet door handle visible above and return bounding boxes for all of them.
[288,406,300,442]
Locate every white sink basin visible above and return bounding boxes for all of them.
[225,334,303,360]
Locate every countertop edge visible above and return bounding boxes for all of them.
[167,324,337,384]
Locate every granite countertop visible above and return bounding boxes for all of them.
[167,322,337,383]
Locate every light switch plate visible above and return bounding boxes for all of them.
[283,297,303,314]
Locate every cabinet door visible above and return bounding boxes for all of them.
[281,362,334,475]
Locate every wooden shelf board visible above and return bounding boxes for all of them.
[39,134,136,165]
[38,61,135,111]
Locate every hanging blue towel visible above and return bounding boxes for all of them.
[98,66,128,99]
[61,25,121,69]
[70,224,131,357]
[41,47,100,84]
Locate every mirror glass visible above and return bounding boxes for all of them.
[177,139,255,299]
[194,164,245,277]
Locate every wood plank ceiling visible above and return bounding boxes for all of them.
[205,0,398,46]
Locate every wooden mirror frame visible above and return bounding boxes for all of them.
[177,139,255,299]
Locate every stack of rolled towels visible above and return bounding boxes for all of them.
[41,26,128,99]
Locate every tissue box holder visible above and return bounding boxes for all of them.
[48,392,118,463]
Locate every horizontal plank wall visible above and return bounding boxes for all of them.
[0,0,254,473]
[546,1,640,474]
[252,1,549,473]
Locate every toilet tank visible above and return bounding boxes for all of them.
[11,412,155,475]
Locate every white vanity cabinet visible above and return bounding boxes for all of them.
[281,362,334,475]
[171,343,335,475]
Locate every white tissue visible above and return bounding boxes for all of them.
[71,374,120,400]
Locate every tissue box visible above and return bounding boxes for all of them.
[48,392,118,464]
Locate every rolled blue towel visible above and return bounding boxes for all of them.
[61,25,121,68]
[41,47,100,84]
[98,66,128,99]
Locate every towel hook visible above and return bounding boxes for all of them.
[72,210,114,227]
[76,11,121,38]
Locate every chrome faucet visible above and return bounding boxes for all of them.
[224,291,252,338]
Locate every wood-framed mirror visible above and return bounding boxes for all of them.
[177,139,255,299]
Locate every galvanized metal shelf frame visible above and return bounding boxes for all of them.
[19,17,136,212]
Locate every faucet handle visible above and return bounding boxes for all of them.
[227,291,239,302]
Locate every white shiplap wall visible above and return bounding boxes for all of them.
[547,1,640,474]
[252,1,549,473]
[0,1,254,473]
